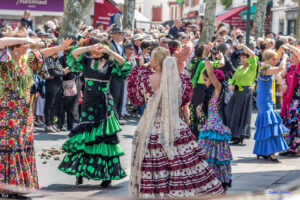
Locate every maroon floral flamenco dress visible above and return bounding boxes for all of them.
[127,66,224,198]
[0,51,41,196]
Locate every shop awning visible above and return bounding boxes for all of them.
[241,1,271,21]
[216,6,247,21]
[135,10,150,29]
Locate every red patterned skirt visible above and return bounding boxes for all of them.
[140,121,224,198]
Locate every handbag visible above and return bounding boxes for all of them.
[62,79,77,96]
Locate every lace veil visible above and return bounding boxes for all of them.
[129,56,182,198]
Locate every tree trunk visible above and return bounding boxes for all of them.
[198,0,217,45]
[253,0,268,38]
[59,0,94,39]
[296,0,300,45]
[123,0,136,30]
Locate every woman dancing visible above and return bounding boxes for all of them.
[128,47,224,198]
[225,44,258,144]
[277,44,300,157]
[198,44,232,190]
[253,49,289,162]
[0,37,72,198]
[58,38,129,187]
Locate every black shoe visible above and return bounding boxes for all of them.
[76,176,83,185]
[100,180,112,188]
[268,155,280,163]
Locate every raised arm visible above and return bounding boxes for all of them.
[0,37,33,49]
[276,69,288,93]
[237,43,255,57]
[71,44,100,59]
[203,44,222,96]
[101,47,125,66]
[265,54,288,76]
[40,38,73,58]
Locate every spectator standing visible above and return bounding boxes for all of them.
[20,10,33,31]
[132,34,143,57]
[114,4,124,29]
[168,19,182,38]
[109,27,126,123]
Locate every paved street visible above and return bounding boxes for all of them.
[30,111,300,199]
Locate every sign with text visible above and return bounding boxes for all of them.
[0,0,64,12]
[94,0,117,29]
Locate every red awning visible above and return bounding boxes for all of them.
[216,6,247,21]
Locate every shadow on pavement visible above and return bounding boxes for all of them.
[34,131,69,141]
[231,156,283,165]
[40,183,103,192]
[122,135,133,139]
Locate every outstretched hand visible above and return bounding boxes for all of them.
[61,38,74,50]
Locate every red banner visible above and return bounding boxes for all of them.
[93,0,118,29]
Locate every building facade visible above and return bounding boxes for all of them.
[0,0,65,29]
[272,0,298,35]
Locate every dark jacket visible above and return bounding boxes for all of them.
[168,26,180,37]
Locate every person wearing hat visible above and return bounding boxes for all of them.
[109,27,126,123]
[133,33,143,56]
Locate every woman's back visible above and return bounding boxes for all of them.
[127,66,192,107]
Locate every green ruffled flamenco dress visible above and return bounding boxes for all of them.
[58,46,130,186]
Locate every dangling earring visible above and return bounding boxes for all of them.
[14,51,19,56]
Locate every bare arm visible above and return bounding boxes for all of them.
[275,46,284,64]
[107,49,125,66]
[276,69,287,85]
[238,43,255,57]
[72,46,93,59]
[203,44,221,96]
[40,38,73,58]
[265,55,288,76]
[0,37,33,49]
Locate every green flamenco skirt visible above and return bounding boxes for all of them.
[58,114,127,180]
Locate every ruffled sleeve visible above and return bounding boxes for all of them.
[111,60,131,81]
[66,45,85,73]
[179,74,193,106]
[258,63,272,81]
[127,66,153,106]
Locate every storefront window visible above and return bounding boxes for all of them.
[287,20,296,35]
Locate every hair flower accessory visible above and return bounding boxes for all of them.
[214,69,225,82]
[168,46,175,54]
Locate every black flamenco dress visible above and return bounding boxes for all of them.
[58,48,130,181]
